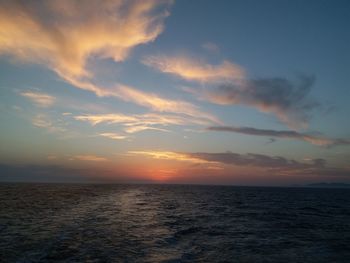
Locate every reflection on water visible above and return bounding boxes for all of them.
[0,184,350,262]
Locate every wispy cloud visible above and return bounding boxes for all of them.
[99,133,127,140]
[187,152,325,169]
[207,126,350,147]
[123,125,170,134]
[186,152,350,178]
[128,151,212,164]
[75,112,217,133]
[115,85,220,124]
[0,0,171,80]
[129,150,323,169]
[72,155,107,162]
[63,81,220,125]
[32,114,66,133]
[142,55,245,83]
[0,1,223,125]
[20,91,55,107]
[187,75,318,128]
[129,150,350,178]
[143,51,316,128]
[75,114,137,126]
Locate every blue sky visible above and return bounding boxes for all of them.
[0,0,349,185]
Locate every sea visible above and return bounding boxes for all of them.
[0,183,349,262]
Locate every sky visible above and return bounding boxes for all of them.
[0,0,349,186]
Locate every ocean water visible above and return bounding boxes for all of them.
[0,184,349,262]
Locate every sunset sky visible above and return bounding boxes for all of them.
[0,0,349,185]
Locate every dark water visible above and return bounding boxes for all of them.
[0,184,349,262]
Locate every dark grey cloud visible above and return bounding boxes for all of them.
[207,126,350,147]
[188,152,324,169]
[185,152,349,178]
[190,75,318,128]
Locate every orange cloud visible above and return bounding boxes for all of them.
[0,0,171,80]
[142,55,245,83]
[0,1,222,125]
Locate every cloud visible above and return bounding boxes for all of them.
[187,152,325,169]
[75,112,216,133]
[202,42,220,53]
[142,55,245,83]
[186,152,350,178]
[72,155,107,162]
[207,126,350,147]
[129,150,350,178]
[65,81,220,125]
[127,150,344,179]
[0,1,221,124]
[123,125,170,134]
[75,113,137,126]
[114,85,220,123]
[32,114,66,133]
[99,133,127,140]
[128,150,324,169]
[130,150,323,169]
[143,53,316,128]
[0,0,171,80]
[188,75,318,128]
[20,91,55,107]
[128,151,212,164]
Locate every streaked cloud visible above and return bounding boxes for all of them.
[75,112,216,133]
[75,114,137,126]
[143,52,316,128]
[115,85,221,124]
[185,152,350,178]
[207,126,350,147]
[130,150,325,169]
[67,82,220,125]
[142,55,245,83]
[99,133,127,140]
[130,150,350,179]
[20,91,55,107]
[32,114,66,133]
[0,1,224,125]
[0,0,171,80]
[73,155,107,162]
[187,75,317,128]
[187,152,325,169]
[128,151,212,164]
[123,125,170,134]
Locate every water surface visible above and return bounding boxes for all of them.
[0,184,349,262]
